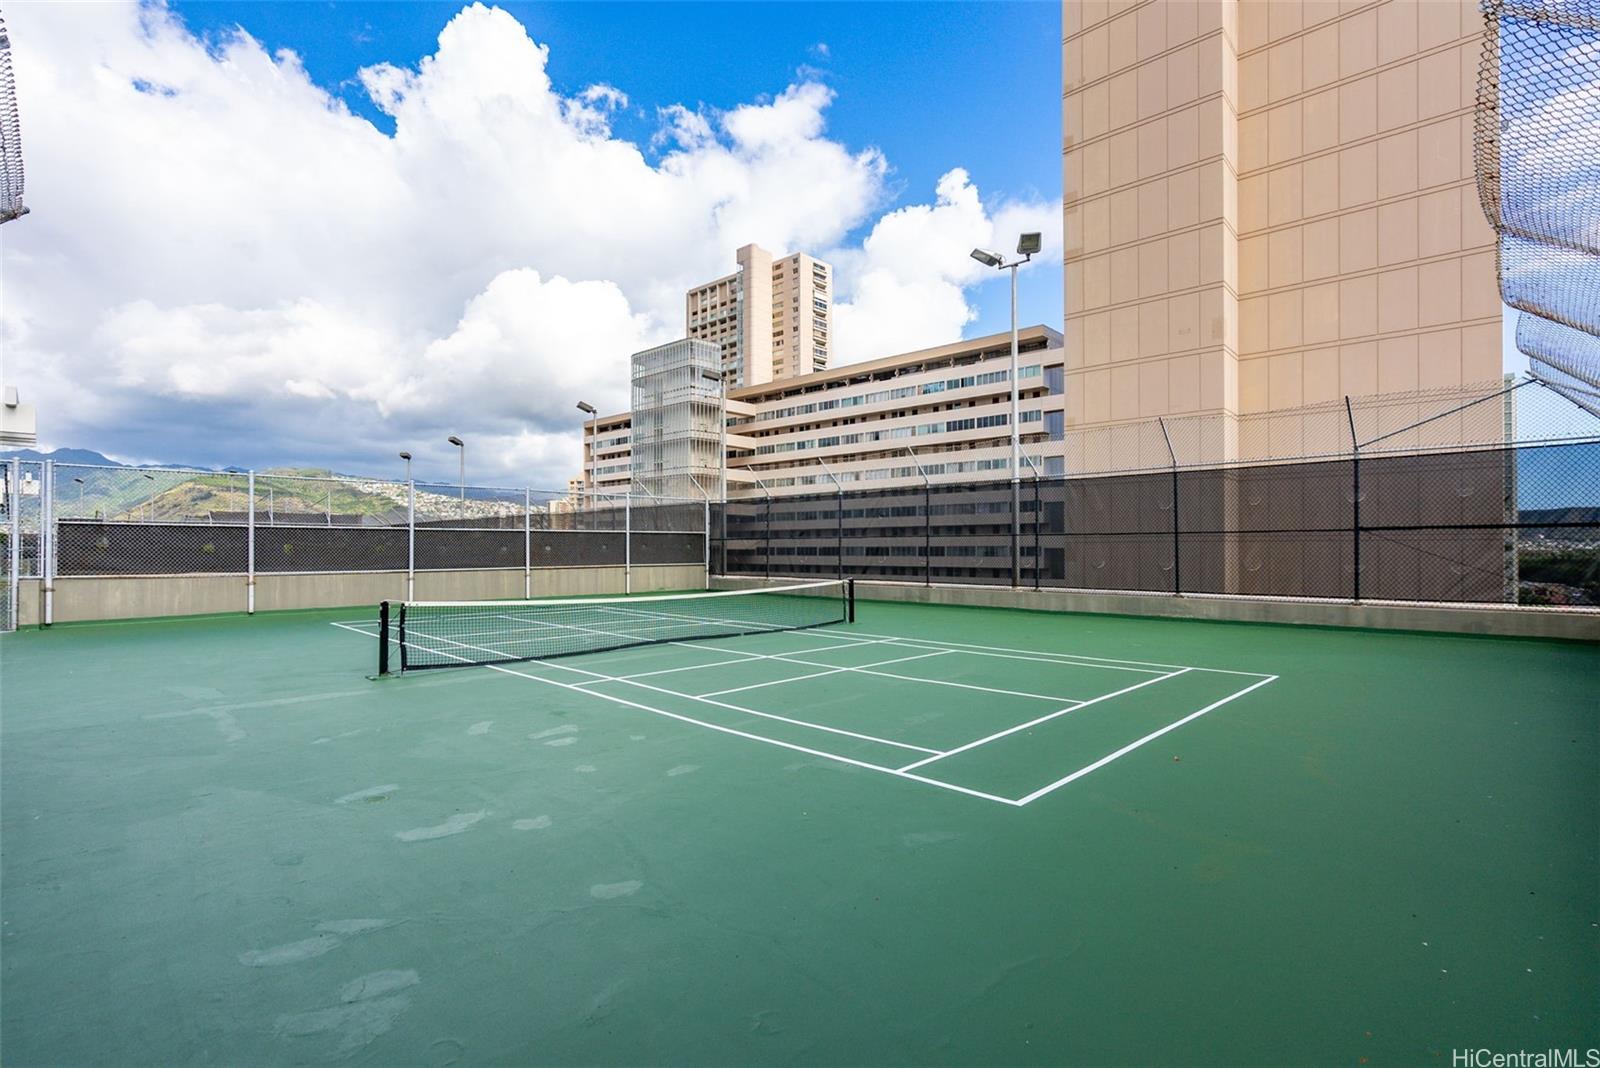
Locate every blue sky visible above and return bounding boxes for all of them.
[0,0,1066,481]
[167,0,1065,339]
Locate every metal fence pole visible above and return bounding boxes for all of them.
[41,459,52,626]
[925,484,932,587]
[836,490,844,581]
[1034,476,1042,591]
[765,495,772,582]
[1158,417,1180,595]
[1011,477,1021,588]
[247,470,256,614]
[406,480,415,603]
[7,458,17,631]
[524,487,532,599]
[702,491,711,589]
[624,491,632,594]
[1346,396,1361,602]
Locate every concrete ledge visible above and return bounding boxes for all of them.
[711,575,1600,642]
[20,564,707,624]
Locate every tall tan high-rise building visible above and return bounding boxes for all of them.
[686,244,833,388]
[1063,0,1501,466]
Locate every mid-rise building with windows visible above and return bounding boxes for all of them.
[577,327,1065,499]
[686,244,832,388]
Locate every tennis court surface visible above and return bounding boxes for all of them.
[2,591,1596,1064]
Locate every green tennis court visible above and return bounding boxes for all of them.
[2,593,1596,1064]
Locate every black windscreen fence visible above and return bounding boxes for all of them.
[716,441,1600,607]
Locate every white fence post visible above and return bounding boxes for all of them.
[624,491,632,595]
[406,480,415,603]
[41,459,53,626]
[7,458,17,630]
[524,487,532,599]
[247,470,256,614]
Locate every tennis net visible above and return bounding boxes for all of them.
[378,579,854,673]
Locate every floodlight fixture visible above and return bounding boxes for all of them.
[969,248,1003,268]
[1017,232,1042,256]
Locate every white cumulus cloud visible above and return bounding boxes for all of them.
[2,1,1058,485]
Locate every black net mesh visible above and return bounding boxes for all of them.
[393,581,850,671]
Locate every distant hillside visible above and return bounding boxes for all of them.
[0,446,247,472]
[1520,507,1600,525]
[0,447,123,466]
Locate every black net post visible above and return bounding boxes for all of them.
[846,578,855,623]
[377,600,390,676]
[764,495,772,581]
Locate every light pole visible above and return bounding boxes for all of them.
[971,232,1042,587]
[399,451,412,483]
[447,435,464,505]
[576,402,597,503]
[141,472,155,522]
[73,476,84,514]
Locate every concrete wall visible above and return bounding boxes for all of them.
[712,574,1600,642]
[20,565,705,625]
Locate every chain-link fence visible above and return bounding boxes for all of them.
[717,440,1598,607]
[716,381,1600,610]
[11,463,708,626]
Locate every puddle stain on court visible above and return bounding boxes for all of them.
[146,707,246,744]
[530,725,579,741]
[334,784,397,805]
[312,727,370,746]
[238,919,395,967]
[466,721,492,735]
[589,880,642,899]
[512,815,552,831]
[665,765,699,777]
[394,811,486,842]
[274,969,420,1056]
[573,764,597,773]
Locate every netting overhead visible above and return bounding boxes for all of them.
[1475,0,1600,409]
[0,10,25,224]
[1516,315,1600,417]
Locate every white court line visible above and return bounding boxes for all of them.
[896,668,1191,773]
[330,618,1280,807]
[845,630,1275,678]
[695,649,950,698]
[670,643,1083,703]
[875,642,1168,675]
[614,640,872,680]
[367,627,1008,802]
[391,621,941,757]
[1010,675,1280,805]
